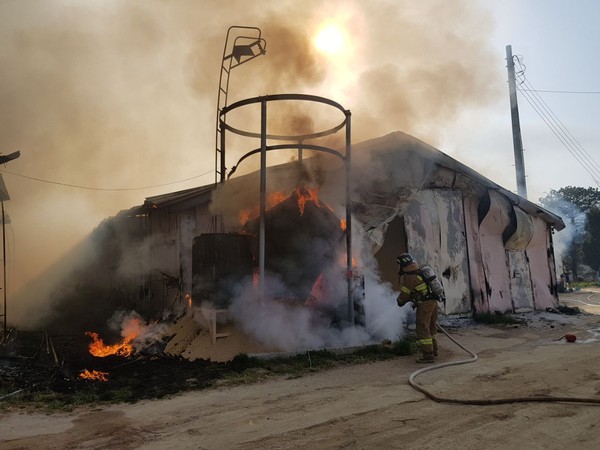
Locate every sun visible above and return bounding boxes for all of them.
[310,17,359,104]
[313,24,345,55]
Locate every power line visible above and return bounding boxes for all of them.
[0,169,214,191]
[513,55,600,189]
[519,85,600,187]
[523,88,600,94]
[517,83,600,187]
[520,89,600,95]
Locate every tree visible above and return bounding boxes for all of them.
[539,186,600,280]
[539,186,600,219]
[583,207,600,272]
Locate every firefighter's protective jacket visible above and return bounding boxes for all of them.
[397,261,430,307]
[397,258,439,359]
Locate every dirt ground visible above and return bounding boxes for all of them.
[2,289,600,450]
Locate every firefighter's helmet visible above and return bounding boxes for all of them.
[397,253,419,273]
[397,253,415,268]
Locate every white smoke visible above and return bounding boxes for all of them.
[541,198,585,273]
[225,269,409,352]
[228,275,372,352]
[108,310,169,353]
[217,203,410,352]
[355,221,411,342]
[363,272,412,342]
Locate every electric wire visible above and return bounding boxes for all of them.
[520,89,600,95]
[408,324,600,405]
[512,56,600,188]
[517,73,600,180]
[514,57,600,183]
[514,55,600,181]
[0,169,214,191]
[517,86,600,187]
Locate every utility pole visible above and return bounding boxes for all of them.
[506,45,528,199]
[0,150,20,341]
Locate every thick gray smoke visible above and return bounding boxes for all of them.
[226,249,409,351]
[3,0,502,331]
[206,151,412,351]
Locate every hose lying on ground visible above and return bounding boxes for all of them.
[408,324,600,405]
[0,388,26,401]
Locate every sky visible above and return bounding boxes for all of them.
[1,0,599,301]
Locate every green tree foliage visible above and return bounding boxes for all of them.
[583,207,600,271]
[539,186,600,220]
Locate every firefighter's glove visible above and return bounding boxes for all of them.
[396,295,406,308]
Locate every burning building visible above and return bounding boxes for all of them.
[28,130,564,358]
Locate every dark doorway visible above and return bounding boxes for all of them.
[374,216,408,286]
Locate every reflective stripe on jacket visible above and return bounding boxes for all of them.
[398,271,429,304]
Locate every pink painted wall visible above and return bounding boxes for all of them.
[463,194,489,312]
[405,190,471,315]
[527,216,559,310]
[507,250,534,312]
[478,191,513,312]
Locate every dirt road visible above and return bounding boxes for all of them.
[2,291,600,449]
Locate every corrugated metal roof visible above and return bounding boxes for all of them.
[143,184,215,212]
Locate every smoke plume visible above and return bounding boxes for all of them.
[3,0,502,331]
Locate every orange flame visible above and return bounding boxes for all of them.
[239,209,252,225]
[78,369,109,382]
[338,252,358,267]
[253,268,259,289]
[238,185,342,225]
[85,331,136,358]
[269,191,288,206]
[239,191,289,225]
[185,293,193,308]
[294,186,320,215]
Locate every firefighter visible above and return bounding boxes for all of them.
[396,253,439,363]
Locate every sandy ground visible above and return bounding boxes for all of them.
[2,289,600,450]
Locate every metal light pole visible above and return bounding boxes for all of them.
[215,26,266,185]
[0,150,20,341]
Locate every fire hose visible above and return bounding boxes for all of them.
[408,323,600,405]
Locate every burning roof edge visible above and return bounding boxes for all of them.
[132,131,564,231]
[355,131,566,231]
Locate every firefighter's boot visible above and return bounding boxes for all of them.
[433,338,438,357]
[415,352,435,363]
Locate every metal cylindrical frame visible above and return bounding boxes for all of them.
[220,94,354,324]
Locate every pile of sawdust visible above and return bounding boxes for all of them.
[163,310,277,362]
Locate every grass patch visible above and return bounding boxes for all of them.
[571,281,598,289]
[473,311,525,325]
[1,336,418,412]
